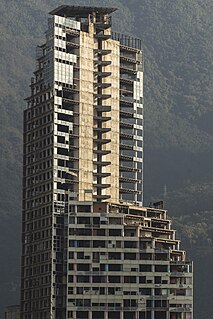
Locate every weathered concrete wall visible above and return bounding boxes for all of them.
[102,38,120,203]
[78,30,94,201]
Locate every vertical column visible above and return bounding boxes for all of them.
[78,29,94,201]
[102,38,120,203]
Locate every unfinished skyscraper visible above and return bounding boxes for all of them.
[21,5,193,319]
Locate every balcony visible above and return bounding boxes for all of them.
[94,60,111,66]
[120,121,134,128]
[93,194,111,200]
[93,127,111,133]
[120,110,134,117]
[94,71,112,77]
[93,160,111,166]
[94,183,111,189]
[120,154,133,161]
[94,172,111,178]
[93,138,111,144]
[94,93,111,99]
[120,65,137,74]
[119,187,138,194]
[120,132,134,140]
[120,143,133,150]
[94,149,111,155]
[66,41,79,48]
[94,115,111,122]
[94,105,111,112]
[95,33,111,40]
[120,165,138,172]
[120,177,138,183]
[94,49,112,55]
[120,94,134,104]
[94,82,111,89]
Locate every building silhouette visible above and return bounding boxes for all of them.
[21,5,193,319]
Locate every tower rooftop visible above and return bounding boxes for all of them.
[49,5,117,17]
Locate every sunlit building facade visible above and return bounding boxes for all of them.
[20,5,193,319]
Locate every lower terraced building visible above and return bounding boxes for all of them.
[20,5,193,319]
[65,201,193,319]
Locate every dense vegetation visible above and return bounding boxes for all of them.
[0,0,212,318]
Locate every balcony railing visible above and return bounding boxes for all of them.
[111,32,142,50]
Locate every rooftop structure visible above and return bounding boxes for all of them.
[49,5,117,16]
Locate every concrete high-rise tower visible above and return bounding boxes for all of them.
[21,6,193,319]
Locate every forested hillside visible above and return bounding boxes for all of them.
[0,1,212,318]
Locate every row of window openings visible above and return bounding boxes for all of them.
[25,195,51,209]
[56,126,141,138]
[55,57,77,65]
[55,46,76,54]
[25,264,51,277]
[26,149,52,165]
[120,171,140,179]
[54,22,80,30]
[59,160,141,173]
[25,106,141,126]
[24,287,50,300]
[30,92,52,106]
[69,239,148,250]
[31,85,52,98]
[27,89,52,105]
[25,220,52,233]
[71,217,162,230]
[67,275,168,284]
[66,311,181,319]
[25,252,50,265]
[120,127,143,137]
[68,264,169,273]
[68,277,191,290]
[26,171,52,186]
[26,160,52,175]
[68,251,175,264]
[56,171,140,184]
[120,117,143,126]
[26,138,53,154]
[120,106,143,115]
[26,184,52,198]
[68,263,171,273]
[23,299,50,311]
[24,207,52,221]
[67,300,168,308]
[56,148,142,159]
[25,228,51,243]
[24,275,50,288]
[120,160,143,169]
[26,102,53,120]
[26,114,53,131]
[70,273,190,288]
[25,125,52,142]
[55,35,79,46]
[25,240,51,254]
[69,216,122,225]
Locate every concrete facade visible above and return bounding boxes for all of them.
[20,5,193,319]
[5,305,20,319]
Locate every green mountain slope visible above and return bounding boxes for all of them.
[0,1,212,318]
